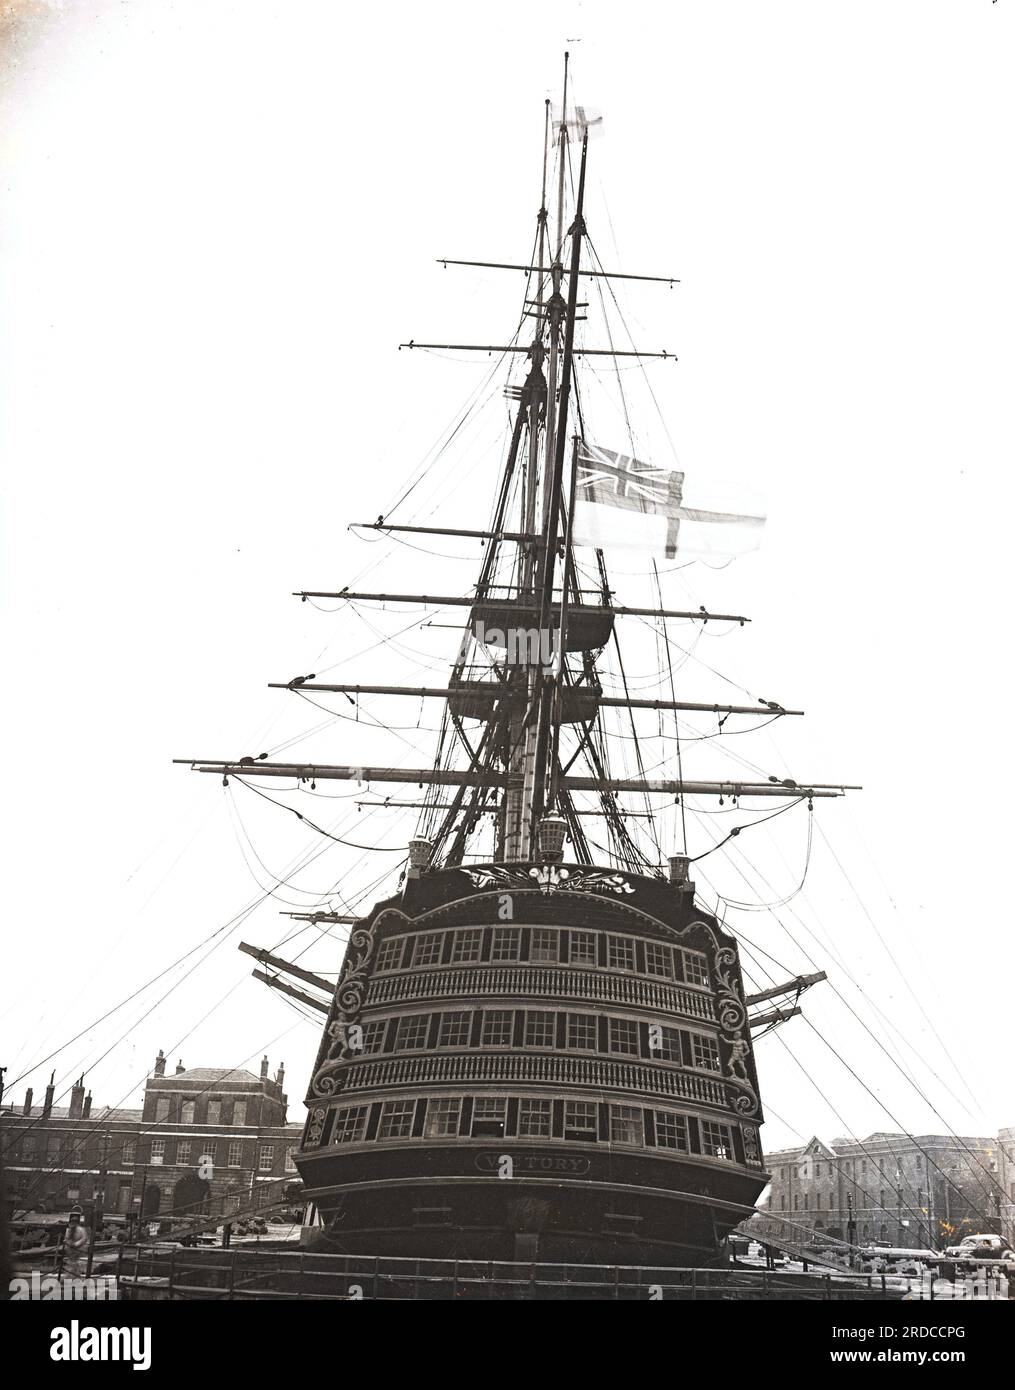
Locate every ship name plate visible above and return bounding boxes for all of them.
[474,1151,592,1175]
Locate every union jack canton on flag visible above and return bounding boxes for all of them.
[572,444,765,560]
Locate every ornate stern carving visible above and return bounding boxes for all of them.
[714,945,760,1117]
[306,1107,327,1147]
[310,919,379,1099]
[742,1123,762,1166]
[463,865,635,896]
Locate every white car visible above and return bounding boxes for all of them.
[943,1234,1014,1262]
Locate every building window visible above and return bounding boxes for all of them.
[181,1102,195,1124]
[232,1101,247,1127]
[649,1026,682,1062]
[357,1020,387,1055]
[530,929,557,962]
[481,1010,514,1047]
[606,935,635,971]
[815,1162,822,1178]
[228,1141,243,1167]
[378,1101,415,1140]
[123,1142,135,1165]
[644,942,673,978]
[700,1120,733,1161]
[285,1147,298,1172]
[425,1097,462,1138]
[202,1142,218,1165]
[566,1013,597,1051]
[471,1098,506,1138]
[690,1034,721,1072]
[564,1101,598,1142]
[151,1139,165,1164]
[569,931,596,965]
[654,1111,689,1152]
[376,938,406,972]
[517,1098,552,1137]
[412,932,444,967]
[438,1011,471,1048]
[608,1018,639,1056]
[450,929,482,963]
[394,1013,429,1051]
[207,1099,222,1126]
[610,1105,643,1146]
[681,950,709,987]
[155,1097,170,1122]
[332,1106,368,1144]
[177,1141,191,1167]
[258,1144,275,1172]
[490,927,521,962]
[21,1137,36,1161]
[781,1195,786,1211]
[524,1011,556,1048]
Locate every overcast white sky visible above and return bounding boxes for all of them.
[1,1,1012,1171]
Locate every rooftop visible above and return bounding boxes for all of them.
[150,1066,270,1088]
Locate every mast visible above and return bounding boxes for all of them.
[502,98,552,864]
[178,66,856,881]
[529,126,589,843]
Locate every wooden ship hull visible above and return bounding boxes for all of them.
[295,863,768,1264]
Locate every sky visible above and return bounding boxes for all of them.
[1,0,1012,1178]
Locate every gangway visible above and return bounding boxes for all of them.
[734,1212,863,1270]
[142,1177,302,1245]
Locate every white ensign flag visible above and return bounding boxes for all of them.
[571,444,766,560]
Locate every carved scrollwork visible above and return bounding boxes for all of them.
[463,865,634,896]
[742,1123,761,1165]
[306,1107,327,1147]
[310,921,380,1099]
[709,947,759,1117]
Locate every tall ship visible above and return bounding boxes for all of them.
[179,66,852,1267]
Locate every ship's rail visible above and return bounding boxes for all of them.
[365,966,716,1020]
[342,1052,727,1105]
[115,1245,908,1301]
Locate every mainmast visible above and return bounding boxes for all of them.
[177,66,856,876]
[527,125,589,847]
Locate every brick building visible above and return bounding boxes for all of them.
[763,1131,1006,1249]
[1,1051,303,1229]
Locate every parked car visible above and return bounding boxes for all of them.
[943,1234,1014,1263]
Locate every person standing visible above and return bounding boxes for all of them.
[62,1207,89,1278]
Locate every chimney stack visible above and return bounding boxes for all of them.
[175,1059,186,1075]
[43,1072,55,1117]
[260,1055,269,1081]
[82,1092,92,1119]
[23,1087,33,1115]
[154,1050,166,1078]
[275,1063,285,1088]
[69,1075,86,1120]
